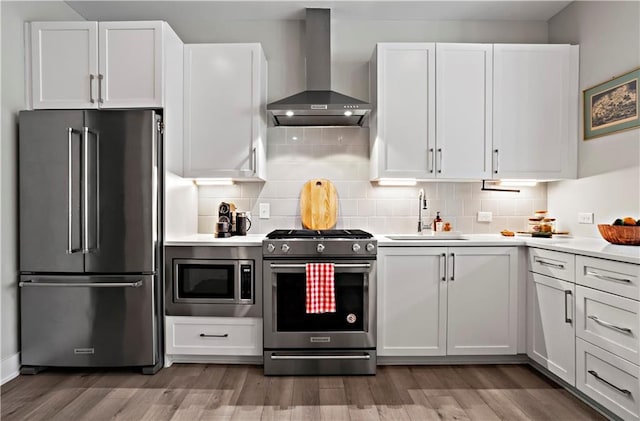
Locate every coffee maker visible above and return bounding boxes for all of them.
[216,202,251,237]
[216,202,236,238]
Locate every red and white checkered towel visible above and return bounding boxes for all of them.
[306,263,336,314]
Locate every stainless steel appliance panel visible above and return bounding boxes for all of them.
[263,259,376,349]
[264,350,377,376]
[165,246,262,318]
[20,275,156,367]
[19,111,84,273]
[84,110,157,274]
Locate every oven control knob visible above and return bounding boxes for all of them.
[352,243,361,252]
[281,244,291,253]
[366,243,375,252]
[317,243,325,253]
[266,243,275,253]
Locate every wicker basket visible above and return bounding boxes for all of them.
[597,224,640,246]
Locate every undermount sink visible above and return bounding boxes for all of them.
[386,233,468,240]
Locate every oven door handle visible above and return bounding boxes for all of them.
[270,354,371,360]
[269,263,371,269]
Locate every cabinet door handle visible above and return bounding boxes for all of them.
[450,253,455,281]
[588,315,632,334]
[251,147,257,174]
[586,271,631,284]
[97,74,104,104]
[588,370,632,397]
[428,148,434,173]
[536,258,565,269]
[440,253,446,282]
[493,149,499,174]
[89,74,95,104]
[564,290,572,324]
[200,333,229,338]
[437,148,443,174]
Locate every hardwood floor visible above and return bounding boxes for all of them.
[1,364,605,420]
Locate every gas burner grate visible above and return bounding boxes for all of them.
[265,229,373,240]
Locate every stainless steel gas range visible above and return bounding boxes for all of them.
[262,229,377,375]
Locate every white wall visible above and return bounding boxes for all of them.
[548,1,640,237]
[190,19,550,235]
[0,0,83,378]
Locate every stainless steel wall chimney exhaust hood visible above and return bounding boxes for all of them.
[267,8,371,127]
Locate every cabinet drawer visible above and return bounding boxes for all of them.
[576,256,640,301]
[576,338,640,420]
[166,316,262,356]
[577,286,640,365]
[529,248,575,281]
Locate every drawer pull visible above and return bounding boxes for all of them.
[588,370,632,397]
[199,333,229,338]
[586,271,632,284]
[536,259,565,269]
[587,315,632,334]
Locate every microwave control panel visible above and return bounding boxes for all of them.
[240,264,253,301]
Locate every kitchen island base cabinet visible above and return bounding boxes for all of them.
[378,247,518,357]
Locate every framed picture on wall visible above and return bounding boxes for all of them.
[583,67,639,140]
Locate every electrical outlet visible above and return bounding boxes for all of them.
[477,211,493,222]
[259,203,270,219]
[578,212,594,224]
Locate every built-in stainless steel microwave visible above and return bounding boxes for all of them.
[165,246,262,318]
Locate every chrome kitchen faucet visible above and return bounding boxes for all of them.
[418,189,429,233]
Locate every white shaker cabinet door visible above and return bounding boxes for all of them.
[447,247,518,355]
[183,44,265,179]
[378,247,447,356]
[372,43,436,179]
[98,21,164,108]
[436,43,493,179]
[528,273,576,386]
[493,44,579,179]
[31,22,99,109]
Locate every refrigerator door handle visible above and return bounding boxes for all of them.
[82,127,99,254]
[19,280,143,288]
[67,127,81,254]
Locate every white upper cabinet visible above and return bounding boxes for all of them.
[30,21,178,109]
[370,43,435,180]
[183,44,267,180]
[436,44,493,179]
[371,42,578,181]
[98,22,164,108]
[493,44,579,179]
[30,22,98,109]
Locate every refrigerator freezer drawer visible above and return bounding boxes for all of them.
[20,274,156,368]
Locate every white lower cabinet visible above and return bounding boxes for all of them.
[577,338,640,420]
[378,246,518,357]
[165,316,262,357]
[378,247,447,356]
[527,273,576,385]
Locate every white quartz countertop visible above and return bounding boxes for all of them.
[377,234,640,264]
[165,233,640,264]
[165,234,264,246]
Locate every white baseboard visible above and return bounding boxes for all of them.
[1,352,20,385]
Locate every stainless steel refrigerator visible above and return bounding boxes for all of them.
[18,110,163,374]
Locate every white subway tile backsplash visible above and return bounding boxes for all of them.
[196,129,547,235]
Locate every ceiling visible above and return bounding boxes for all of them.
[65,1,573,22]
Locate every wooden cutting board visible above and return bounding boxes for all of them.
[300,179,338,230]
